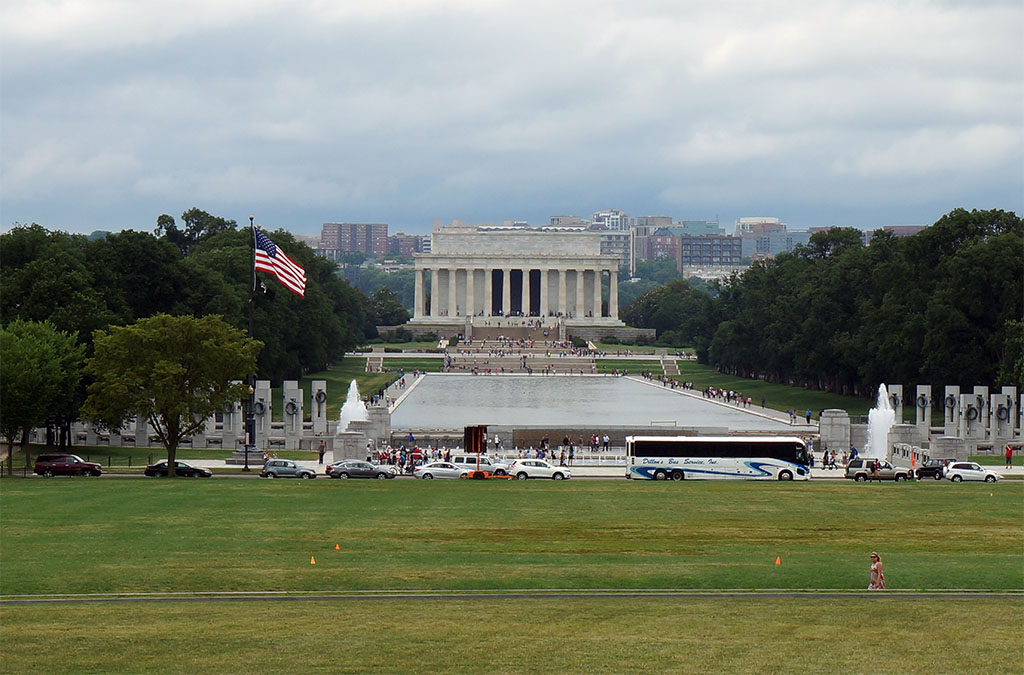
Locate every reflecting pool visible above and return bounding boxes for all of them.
[391,375,796,431]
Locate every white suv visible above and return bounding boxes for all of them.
[945,462,1001,482]
[450,454,510,476]
[509,459,571,480]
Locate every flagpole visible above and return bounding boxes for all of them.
[244,215,257,472]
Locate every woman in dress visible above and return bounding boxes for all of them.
[868,552,885,590]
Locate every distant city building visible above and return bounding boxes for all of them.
[549,216,590,228]
[631,218,722,266]
[635,216,673,230]
[675,219,723,236]
[645,231,743,278]
[388,232,428,257]
[734,217,786,236]
[598,231,631,268]
[591,209,632,231]
[321,222,389,256]
[740,230,812,259]
[339,265,360,286]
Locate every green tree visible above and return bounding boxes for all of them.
[354,266,415,309]
[82,314,261,476]
[154,208,237,255]
[0,225,115,339]
[370,287,411,326]
[0,320,84,473]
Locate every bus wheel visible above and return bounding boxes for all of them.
[670,470,684,481]
[653,470,668,481]
[778,470,793,481]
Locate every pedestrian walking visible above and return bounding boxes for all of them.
[868,552,885,590]
[317,440,326,465]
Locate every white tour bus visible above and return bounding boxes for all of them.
[625,435,810,481]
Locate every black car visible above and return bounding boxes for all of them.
[915,458,954,480]
[144,460,213,478]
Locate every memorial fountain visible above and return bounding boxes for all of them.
[863,383,896,459]
[336,379,369,434]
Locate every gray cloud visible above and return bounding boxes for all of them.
[1,0,1021,234]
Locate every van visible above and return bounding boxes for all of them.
[450,454,509,476]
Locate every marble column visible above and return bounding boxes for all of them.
[609,268,618,318]
[502,268,511,316]
[430,268,440,317]
[448,267,458,316]
[558,269,567,317]
[466,268,475,317]
[521,269,530,316]
[539,268,549,317]
[414,269,425,318]
[485,268,493,316]
[593,269,602,318]
[575,269,585,319]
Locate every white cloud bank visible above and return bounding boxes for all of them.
[1,0,1021,232]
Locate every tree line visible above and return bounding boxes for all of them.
[623,208,1023,395]
[0,210,413,380]
[0,209,415,462]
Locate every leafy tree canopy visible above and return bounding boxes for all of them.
[82,314,260,474]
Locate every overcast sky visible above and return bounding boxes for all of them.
[2,0,1021,236]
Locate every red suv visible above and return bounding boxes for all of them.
[34,453,103,477]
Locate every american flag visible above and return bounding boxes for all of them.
[254,229,306,298]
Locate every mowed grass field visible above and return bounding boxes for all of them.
[2,479,1021,672]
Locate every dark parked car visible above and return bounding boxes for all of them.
[326,459,397,479]
[144,460,213,478]
[915,458,954,480]
[33,453,102,477]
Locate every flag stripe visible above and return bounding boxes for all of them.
[254,229,306,297]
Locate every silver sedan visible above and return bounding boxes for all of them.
[413,462,468,479]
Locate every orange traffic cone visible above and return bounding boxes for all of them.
[310,556,316,565]
[775,556,781,565]
[335,544,340,551]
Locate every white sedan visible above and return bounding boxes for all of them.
[945,462,1002,482]
[413,462,468,480]
[509,459,571,480]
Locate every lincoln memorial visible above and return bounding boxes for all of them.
[405,227,632,338]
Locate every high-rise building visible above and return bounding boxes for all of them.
[321,222,389,256]
[591,209,632,231]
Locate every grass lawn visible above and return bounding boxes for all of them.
[595,359,664,373]
[2,480,1020,595]
[674,361,876,418]
[2,597,1020,673]
[2,480,1021,672]
[379,357,445,372]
